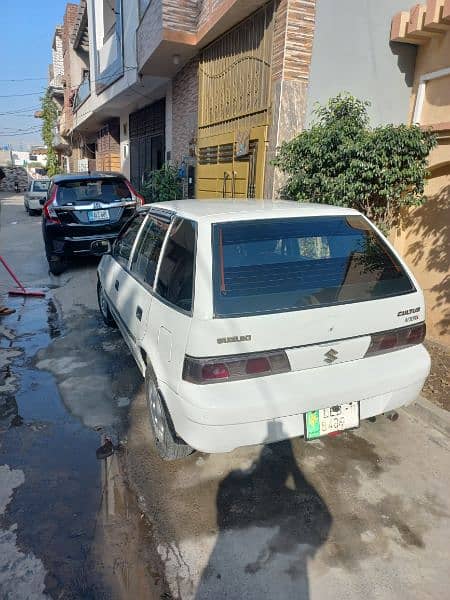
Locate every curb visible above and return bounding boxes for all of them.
[404,395,450,437]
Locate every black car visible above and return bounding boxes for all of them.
[42,172,144,274]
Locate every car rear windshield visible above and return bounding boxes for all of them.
[212,216,415,317]
[33,180,49,192]
[55,178,131,205]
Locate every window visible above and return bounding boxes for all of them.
[139,0,151,18]
[130,216,170,287]
[113,214,145,266]
[156,218,196,312]
[213,216,415,317]
[103,0,116,42]
[55,178,131,205]
[32,180,50,192]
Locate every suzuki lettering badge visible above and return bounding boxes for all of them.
[324,348,338,364]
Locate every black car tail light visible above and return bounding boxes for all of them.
[364,322,426,357]
[183,350,291,385]
[43,186,60,223]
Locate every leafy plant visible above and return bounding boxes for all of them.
[273,94,437,232]
[40,90,61,177]
[141,165,183,203]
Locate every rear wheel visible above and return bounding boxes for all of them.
[146,368,193,460]
[47,254,67,276]
[97,280,116,327]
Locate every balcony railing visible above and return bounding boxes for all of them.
[73,78,91,112]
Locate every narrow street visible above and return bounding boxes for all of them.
[1,191,450,600]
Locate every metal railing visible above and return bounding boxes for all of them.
[73,78,91,112]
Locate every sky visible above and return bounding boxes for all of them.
[0,0,69,150]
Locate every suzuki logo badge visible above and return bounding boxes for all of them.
[324,348,338,364]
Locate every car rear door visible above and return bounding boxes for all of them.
[103,213,147,312]
[145,217,197,388]
[115,212,171,345]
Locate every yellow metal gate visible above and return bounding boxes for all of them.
[197,2,274,199]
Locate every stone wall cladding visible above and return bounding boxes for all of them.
[163,0,199,32]
[284,0,316,81]
[52,33,64,79]
[172,58,199,165]
[198,0,227,29]
[265,0,317,198]
[62,4,78,133]
[272,0,288,82]
[272,0,316,82]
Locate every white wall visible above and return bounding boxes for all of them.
[306,0,418,126]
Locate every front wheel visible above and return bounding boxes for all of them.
[146,369,193,460]
[97,280,116,327]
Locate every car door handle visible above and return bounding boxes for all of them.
[136,306,143,321]
[114,279,120,291]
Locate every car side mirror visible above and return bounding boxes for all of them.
[91,240,111,255]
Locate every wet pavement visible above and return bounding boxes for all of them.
[0,194,165,599]
[1,192,450,600]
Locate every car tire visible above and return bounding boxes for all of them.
[97,280,116,327]
[145,368,193,461]
[47,255,67,276]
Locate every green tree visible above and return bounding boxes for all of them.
[40,90,61,177]
[273,94,437,231]
[141,165,183,203]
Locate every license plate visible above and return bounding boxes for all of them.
[304,402,360,440]
[88,209,109,221]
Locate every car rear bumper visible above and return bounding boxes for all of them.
[27,197,44,210]
[44,229,119,256]
[161,344,431,453]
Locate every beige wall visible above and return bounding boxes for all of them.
[391,22,450,346]
[408,30,450,123]
[392,167,450,345]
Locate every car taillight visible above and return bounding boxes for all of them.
[125,181,145,206]
[202,363,230,380]
[43,186,60,223]
[365,322,426,357]
[183,350,291,385]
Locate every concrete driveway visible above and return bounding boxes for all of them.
[1,192,449,600]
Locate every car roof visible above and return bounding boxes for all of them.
[52,171,125,183]
[145,198,361,223]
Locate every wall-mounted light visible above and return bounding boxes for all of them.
[172,54,181,66]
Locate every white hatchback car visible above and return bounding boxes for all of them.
[96,199,430,459]
[24,179,50,214]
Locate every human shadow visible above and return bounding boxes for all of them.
[196,422,332,599]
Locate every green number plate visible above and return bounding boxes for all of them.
[304,402,360,441]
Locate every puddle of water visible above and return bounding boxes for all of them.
[0,293,146,598]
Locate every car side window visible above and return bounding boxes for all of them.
[130,215,170,287]
[155,218,196,313]
[113,214,145,266]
